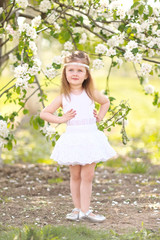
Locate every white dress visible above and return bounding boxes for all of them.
[50,90,117,166]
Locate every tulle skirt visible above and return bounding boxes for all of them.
[50,124,117,166]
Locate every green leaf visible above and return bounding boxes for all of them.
[19,102,25,107]
[148,5,153,16]
[23,109,29,115]
[58,30,70,43]
[118,24,125,33]
[28,76,35,84]
[37,116,45,127]
[131,1,140,9]
[113,11,117,20]
[33,119,39,130]
[138,5,145,15]
[6,141,13,150]
[16,87,21,94]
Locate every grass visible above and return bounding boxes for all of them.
[104,157,149,174]
[0,225,160,240]
[48,177,63,184]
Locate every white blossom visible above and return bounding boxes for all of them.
[44,65,57,79]
[126,40,138,51]
[33,58,42,69]
[32,16,41,28]
[61,50,71,58]
[142,77,149,85]
[29,41,37,55]
[116,57,123,66]
[79,33,87,44]
[54,22,60,32]
[0,138,8,148]
[0,7,3,15]
[9,53,17,63]
[156,30,160,37]
[40,124,55,137]
[73,0,87,6]
[15,77,29,89]
[92,59,104,70]
[12,30,20,43]
[52,56,63,65]
[39,0,52,13]
[95,44,107,54]
[64,41,73,51]
[106,48,116,57]
[16,0,28,9]
[144,84,155,94]
[110,0,122,10]
[0,120,9,138]
[47,12,56,24]
[99,0,109,8]
[116,7,126,19]
[107,36,120,47]
[14,64,28,78]
[19,23,37,39]
[26,26,37,39]
[148,49,155,57]
[124,51,135,62]
[141,63,152,76]
[27,66,40,76]
[134,53,142,63]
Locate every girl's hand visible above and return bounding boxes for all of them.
[93,109,102,122]
[61,109,76,123]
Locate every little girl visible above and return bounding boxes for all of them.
[40,51,117,223]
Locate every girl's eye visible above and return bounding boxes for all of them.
[78,70,82,72]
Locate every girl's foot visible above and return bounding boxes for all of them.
[79,210,106,223]
[66,208,80,221]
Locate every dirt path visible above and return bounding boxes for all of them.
[0,164,160,233]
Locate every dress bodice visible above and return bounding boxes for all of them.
[62,90,96,126]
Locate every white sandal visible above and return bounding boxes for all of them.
[79,209,106,223]
[66,208,80,221]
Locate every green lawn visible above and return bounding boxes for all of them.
[0,225,160,240]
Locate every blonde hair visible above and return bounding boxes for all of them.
[60,51,95,100]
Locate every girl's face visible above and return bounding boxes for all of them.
[65,64,88,87]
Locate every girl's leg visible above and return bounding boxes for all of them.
[80,163,96,213]
[69,165,81,210]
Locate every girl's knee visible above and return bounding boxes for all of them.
[70,165,81,181]
[71,173,81,181]
[81,166,95,182]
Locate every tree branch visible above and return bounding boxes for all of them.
[0,85,15,98]
[34,75,45,108]
[0,78,16,92]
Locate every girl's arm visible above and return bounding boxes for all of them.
[40,95,76,123]
[93,90,110,122]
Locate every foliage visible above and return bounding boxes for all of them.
[0,0,160,150]
[0,224,160,240]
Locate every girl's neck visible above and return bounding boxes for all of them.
[70,86,83,94]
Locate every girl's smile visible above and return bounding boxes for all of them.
[65,64,88,86]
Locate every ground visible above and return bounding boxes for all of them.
[0,164,160,234]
